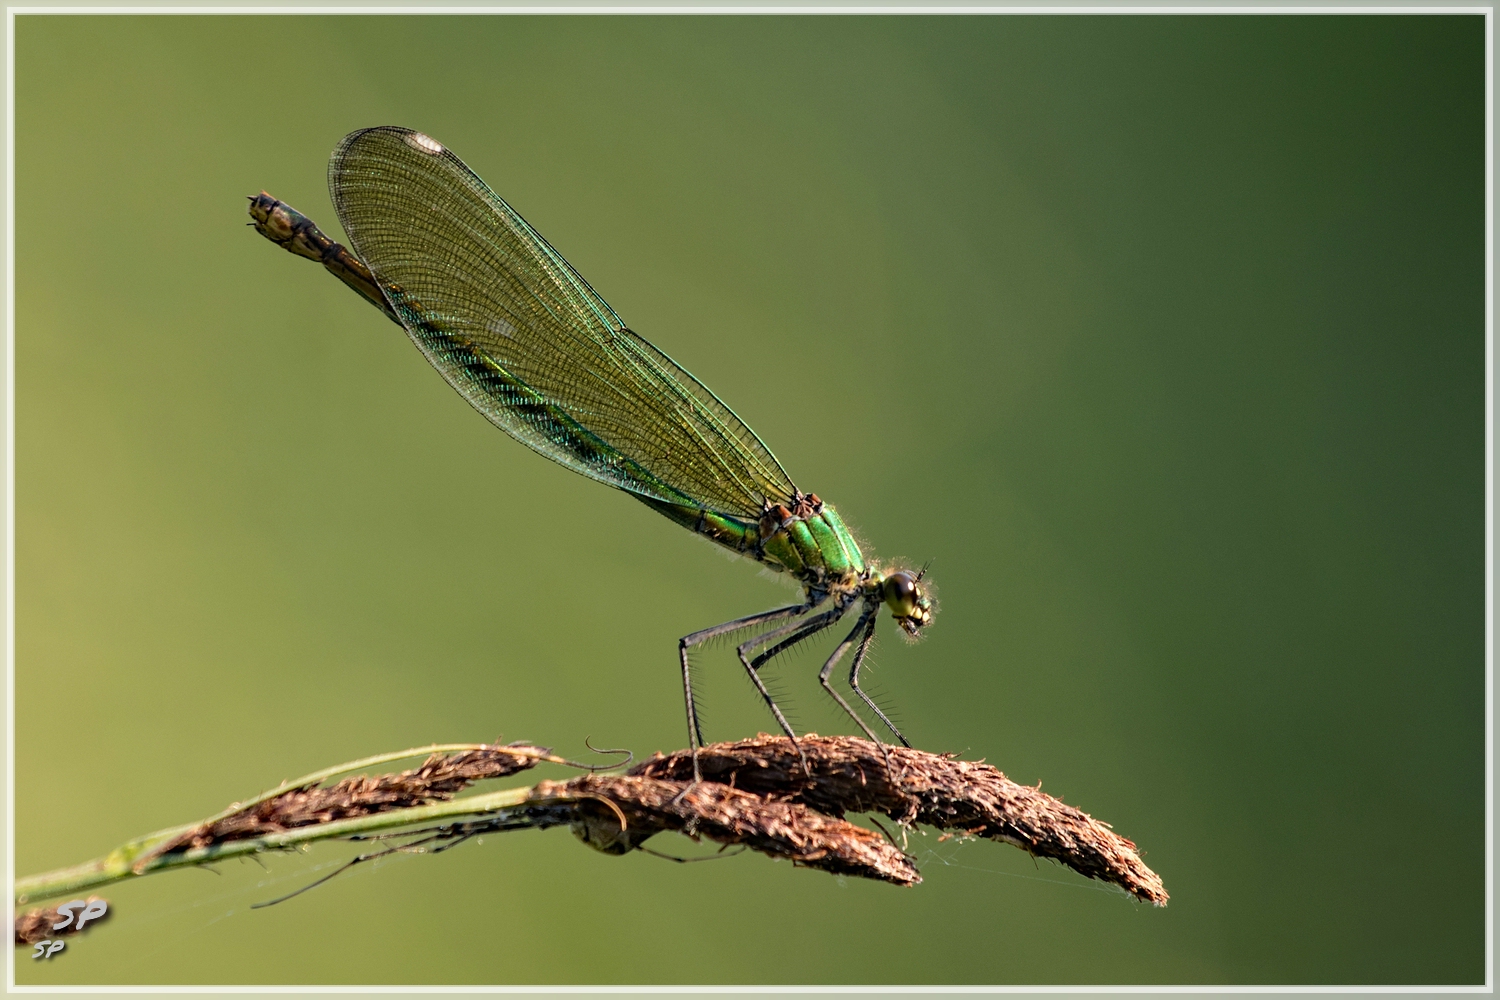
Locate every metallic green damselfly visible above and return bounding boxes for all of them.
[250,126,935,779]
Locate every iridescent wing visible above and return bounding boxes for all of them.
[328,126,798,519]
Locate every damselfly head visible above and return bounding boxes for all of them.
[882,569,935,637]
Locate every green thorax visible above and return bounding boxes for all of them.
[637,492,865,588]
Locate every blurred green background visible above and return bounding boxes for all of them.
[12,13,1485,986]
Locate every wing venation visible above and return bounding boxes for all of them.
[328,126,798,518]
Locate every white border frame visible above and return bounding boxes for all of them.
[2,5,1488,995]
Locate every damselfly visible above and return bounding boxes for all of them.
[249,127,935,779]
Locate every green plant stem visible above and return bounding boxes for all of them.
[14,742,578,906]
[15,784,541,905]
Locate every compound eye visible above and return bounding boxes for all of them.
[883,572,918,615]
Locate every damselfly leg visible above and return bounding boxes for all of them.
[678,602,811,782]
[736,604,850,773]
[847,605,911,748]
[818,601,900,771]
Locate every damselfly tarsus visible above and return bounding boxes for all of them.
[249,126,935,780]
